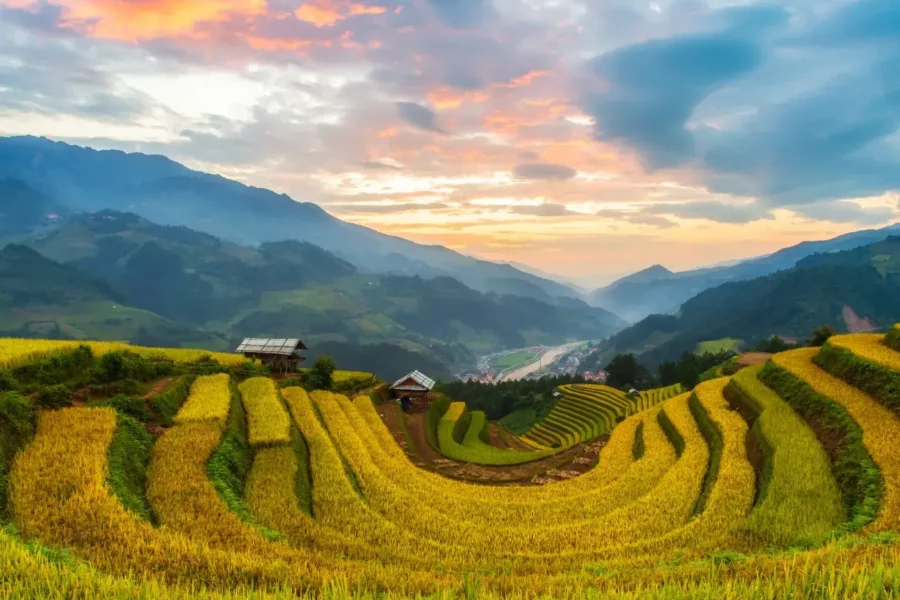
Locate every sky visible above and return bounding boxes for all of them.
[1,0,899,287]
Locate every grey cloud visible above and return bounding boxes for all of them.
[329,202,450,214]
[360,160,402,170]
[648,200,773,223]
[395,102,446,133]
[513,163,577,180]
[426,0,492,29]
[595,210,677,229]
[791,200,897,226]
[509,203,574,217]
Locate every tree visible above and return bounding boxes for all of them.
[604,354,650,391]
[809,325,836,347]
[308,356,337,390]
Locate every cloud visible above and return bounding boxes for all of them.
[648,200,773,224]
[395,101,446,133]
[509,203,573,217]
[360,160,401,170]
[595,209,677,229]
[329,201,450,214]
[790,200,897,226]
[513,163,577,180]
[426,0,491,29]
[580,24,771,167]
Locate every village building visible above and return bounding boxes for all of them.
[235,338,307,373]
[390,370,436,411]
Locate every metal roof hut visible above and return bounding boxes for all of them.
[390,370,435,412]
[235,338,307,374]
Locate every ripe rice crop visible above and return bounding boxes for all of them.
[773,349,900,531]
[238,377,291,447]
[173,373,231,428]
[437,402,553,465]
[727,366,845,545]
[0,337,246,370]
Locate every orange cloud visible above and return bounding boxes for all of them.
[506,70,551,88]
[295,1,386,27]
[427,87,490,110]
[52,0,266,40]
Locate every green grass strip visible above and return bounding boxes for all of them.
[106,412,154,522]
[632,421,645,459]
[149,375,196,426]
[0,392,34,524]
[886,325,900,352]
[290,426,312,517]
[759,361,881,534]
[815,342,900,415]
[657,406,685,457]
[688,392,722,516]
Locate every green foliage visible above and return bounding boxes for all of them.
[424,396,452,452]
[106,412,153,521]
[0,370,17,393]
[759,361,881,533]
[97,395,148,421]
[149,375,196,426]
[0,392,35,522]
[11,345,93,387]
[809,325,837,347]
[291,427,312,516]
[656,408,684,457]
[207,387,254,523]
[689,393,722,516]
[94,350,174,384]
[752,336,801,354]
[605,353,652,390]
[307,356,336,391]
[659,350,736,389]
[438,374,585,422]
[497,408,538,435]
[35,384,73,409]
[632,422,645,459]
[886,325,900,352]
[815,343,900,414]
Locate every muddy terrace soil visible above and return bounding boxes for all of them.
[377,402,606,485]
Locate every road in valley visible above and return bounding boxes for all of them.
[498,342,583,382]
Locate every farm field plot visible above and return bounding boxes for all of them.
[522,383,680,449]
[5,333,900,597]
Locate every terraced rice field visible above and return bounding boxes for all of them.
[5,334,900,597]
[436,402,554,465]
[522,383,681,448]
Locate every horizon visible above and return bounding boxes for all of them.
[1,0,899,286]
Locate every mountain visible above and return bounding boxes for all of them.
[589,224,900,322]
[596,235,900,367]
[0,243,228,348]
[0,136,579,302]
[0,178,68,237]
[25,211,626,372]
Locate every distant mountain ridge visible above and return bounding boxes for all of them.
[594,235,900,367]
[0,136,579,303]
[590,224,900,322]
[7,208,626,375]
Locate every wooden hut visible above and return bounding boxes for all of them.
[390,370,435,412]
[235,338,307,373]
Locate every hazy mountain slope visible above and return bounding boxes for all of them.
[598,236,900,367]
[0,244,228,347]
[0,178,68,237]
[25,211,626,370]
[589,223,900,321]
[0,136,578,301]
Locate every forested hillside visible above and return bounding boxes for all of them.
[593,237,900,367]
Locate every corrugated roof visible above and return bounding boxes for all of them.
[235,338,307,356]
[390,369,435,391]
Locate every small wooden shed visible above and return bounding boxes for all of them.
[235,338,307,373]
[390,370,436,412]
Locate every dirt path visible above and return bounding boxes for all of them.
[487,423,509,449]
[737,353,772,367]
[142,378,173,400]
[378,402,608,485]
